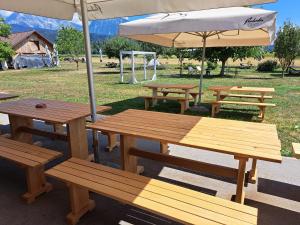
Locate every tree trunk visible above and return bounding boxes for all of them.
[179,56,184,76]
[220,60,226,76]
[76,61,79,70]
[282,69,285,78]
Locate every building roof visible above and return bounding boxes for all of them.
[0,30,53,48]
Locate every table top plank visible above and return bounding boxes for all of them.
[0,98,111,123]
[144,83,198,90]
[0,93,18,101]
[87,110,282,163]
[208,86,275,93]
[98,119,281,149]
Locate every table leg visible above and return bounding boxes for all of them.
[152,88,158,106]
[216,91,221,113]
[185,90,190,109]
[105,132,119,152]
[67,118,89,160]
[249,159,258,184]
[22,165,52,204]
[9,115,33,144]
[258,93,265,103]
[66,184,95,225]
[120,135,138,173]
[235,156,248,204]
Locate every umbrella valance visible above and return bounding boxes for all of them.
[0,0,276,20]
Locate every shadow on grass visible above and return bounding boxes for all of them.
[43,68,77,73]
[103,97,261,122]
[211,107,259,122]
[241,76,276,80]
[270,71,300,78]
[103,97,145,115]
[94,71,120,75]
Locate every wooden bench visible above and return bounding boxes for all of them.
[292,143,300,159]
[213,93,273,101]
[142,96,190,114]
[211,101,276,120]
[46,158,258,225]
[159,90,200,105]
[0,137,62,203]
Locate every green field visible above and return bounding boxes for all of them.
[0,58,299,156]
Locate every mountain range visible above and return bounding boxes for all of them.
[2,12,129,43]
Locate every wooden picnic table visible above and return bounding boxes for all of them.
[208,86,276,119]
[0,93,18,101]
[209,86,275,102]
[0,98,111,159]
[144,83,198,109]
[87,109,282,204]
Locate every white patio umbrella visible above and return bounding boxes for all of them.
[119,7,277,103]
[0,0,276,161]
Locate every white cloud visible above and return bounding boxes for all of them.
[0,10,13,18]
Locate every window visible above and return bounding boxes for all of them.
[30,40,40,51]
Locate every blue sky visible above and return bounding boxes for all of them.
[0,0,299,27]
[128,0,300,28]
[256,0,300,27]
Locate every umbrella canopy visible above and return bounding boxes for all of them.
[119,7,277,47]
[119,7,277,103]
[0,0,276,20]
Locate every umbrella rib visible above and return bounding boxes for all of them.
[172,33,182,47]
[55,0,113,6]
[186,32,202,37]
[260,28,269,34]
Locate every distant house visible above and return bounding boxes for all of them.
[0,30,54,69]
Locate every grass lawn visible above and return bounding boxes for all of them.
[0,58,299,156]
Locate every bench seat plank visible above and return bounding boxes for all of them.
[141,95,189,101]
[0,147,39,167]
[214,101,276,107]
[213,94,273,99]
[160,90,199,95]
[0,137,61,165]
[46,158,258,225]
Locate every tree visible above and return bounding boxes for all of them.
[172,48,193,75]
[103,37,140,63]
[192,46,265,76]
[274,22,300,78]
[0,17,14,62]
[56,27,84,70]
[139,42,168,57]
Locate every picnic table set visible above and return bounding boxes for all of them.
[0,87,283,225]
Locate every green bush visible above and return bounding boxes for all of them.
[207,61,218,70]
[183,63,195,69]
[257,60,278,72]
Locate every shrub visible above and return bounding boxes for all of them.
[183,63,195,69]
[257,60,278,72]
[207,61,218,70]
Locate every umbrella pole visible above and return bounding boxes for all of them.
[80,0,100,163]
[198,35,207,105]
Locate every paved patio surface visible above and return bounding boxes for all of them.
[0,114,299,225]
